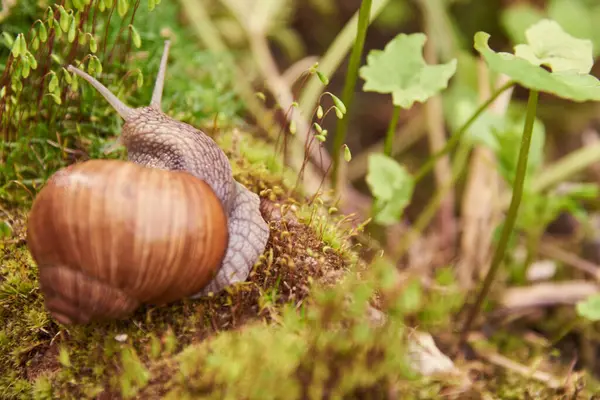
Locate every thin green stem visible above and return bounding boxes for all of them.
[459,89,539,345]
[384,106,401,157]
[413,80,515,184]
[332,0,372,189]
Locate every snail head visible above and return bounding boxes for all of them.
[66,40,172,122]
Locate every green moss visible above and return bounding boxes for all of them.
[0,126,370,398]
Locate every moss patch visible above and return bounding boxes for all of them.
[0,128,370,399]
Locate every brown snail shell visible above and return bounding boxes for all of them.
[26,159,228,324]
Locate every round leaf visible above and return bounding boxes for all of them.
[359,33,457,109]
[474,31,600,102]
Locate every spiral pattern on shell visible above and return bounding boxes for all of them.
[26,159,229,324]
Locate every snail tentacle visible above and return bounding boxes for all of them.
[150,40,171,110]
[67,65,135,121]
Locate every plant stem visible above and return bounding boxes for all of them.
[298,0,390,119]
[332,0,372,189]
[384,106,401,156]
[459,89,539,345]
[413,80,515,184]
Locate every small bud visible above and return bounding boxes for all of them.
[59,7,70,32]
[19,34,27,55]
[89,35,98,53]
[316,134,326,142]
[316,105,323,119]
[343,144,352,162]
[136,69,144,87]
[129,25,141,48]
[21,62,31,78]
[316,71,329,85]
[313,122,323,134]
[10,34,21,58]
[48,93,62,105]
[46,8,54,29]
[289,120,296,135]
[49,72,59,93]
[118,0,129,17]
[68,16,77,43]
[63,68,72,84]
[329,93,346,114]
[38,22,48,42]
[26,52,37,69]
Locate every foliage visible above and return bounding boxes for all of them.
[365,153,414,226]
[4,0,600,397]
[0,0,243,206]
[474,26,600,102]
[359,33,457,109]
[513,20,593,74]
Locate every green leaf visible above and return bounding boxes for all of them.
[576,294,600,321]
[366,153,414,225]
[474,30,600,102]
[513,19,593,74]
[359,33,457,109]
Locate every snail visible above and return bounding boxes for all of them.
[26,40,270,325]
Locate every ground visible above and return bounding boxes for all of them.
[0,128,376,399]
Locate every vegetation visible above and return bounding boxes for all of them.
[4,0,600,398]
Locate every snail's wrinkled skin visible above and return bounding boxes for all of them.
[120,106,269,296]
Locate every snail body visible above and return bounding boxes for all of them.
[26,41,270,324]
